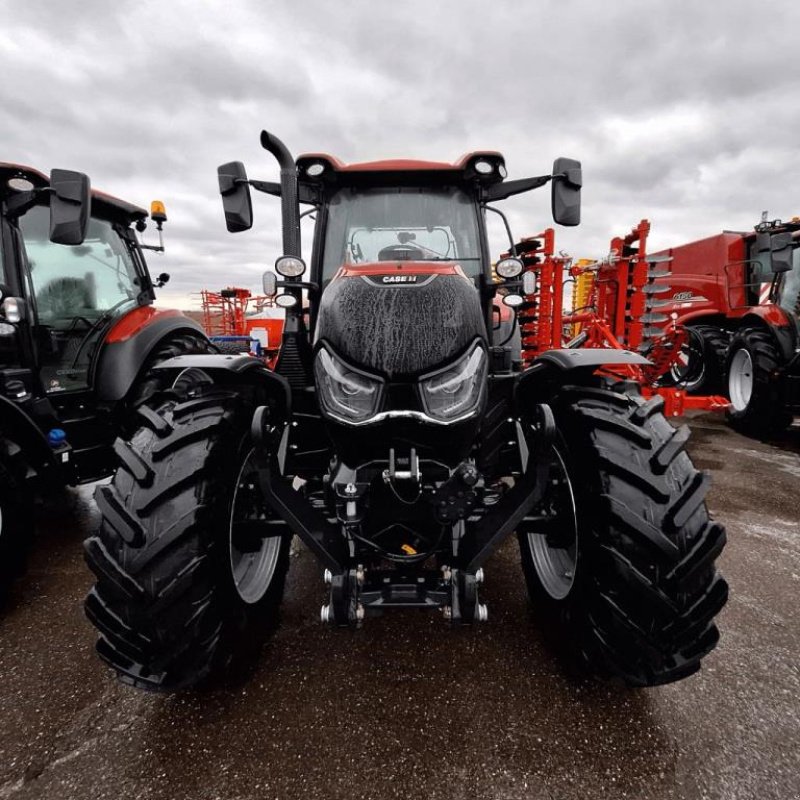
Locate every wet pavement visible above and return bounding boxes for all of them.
[0,415,798,800]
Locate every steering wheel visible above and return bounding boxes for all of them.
[37,277,94,318]
[378,244,426,262]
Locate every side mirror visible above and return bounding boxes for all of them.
[770,232,794,273]
[49,169,90,245]
[218,162,253,233]
[551,157,582,227]
[263,271,278,297]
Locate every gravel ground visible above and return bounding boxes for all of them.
[0,414,798,800]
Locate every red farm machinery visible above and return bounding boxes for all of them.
[199,286,282,363]
[650,214,800,436]
[512,219,729,417]
[83,130,727,692]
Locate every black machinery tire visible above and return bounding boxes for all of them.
[84,386,291,691]
[127,331,218,411]
[517,382,728,686]
[725,326,793,436]
[669,324,729,394]
[0,443,34,601]
[214,340,253,356]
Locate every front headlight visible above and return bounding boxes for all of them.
[314,348,383,423]
[419,345,487,422]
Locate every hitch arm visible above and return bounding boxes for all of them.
[460,405,555,573]
[256,456,349,574]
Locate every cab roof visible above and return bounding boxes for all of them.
[295,151,507,188]
[0,162,148,224]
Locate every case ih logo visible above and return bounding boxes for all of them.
[381,275,418,284]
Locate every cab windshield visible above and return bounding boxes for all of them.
[19,204,139,326]
[778,248,800,322]
[321,187,483,281]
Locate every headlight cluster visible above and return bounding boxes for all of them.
[419,346,487,421]
[314,348,383,423]
[314,344,487,426]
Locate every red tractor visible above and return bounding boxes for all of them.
[0,164,212,595]
[84,131,727,692]
[654,215,800,435]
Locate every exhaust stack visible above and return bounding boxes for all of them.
[260,130,301,258]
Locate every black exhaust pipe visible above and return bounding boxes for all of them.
[260,130,301,258]
[260,130,312,388]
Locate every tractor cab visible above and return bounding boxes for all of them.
[0,164,169,395]
[218,137,581,388]
[747,215,800,329]
[0,164,207,488]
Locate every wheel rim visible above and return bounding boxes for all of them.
[729,348,754,412]
[526,445,579,600]
[229,448,283,604]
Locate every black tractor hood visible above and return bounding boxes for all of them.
[314,264,487,378]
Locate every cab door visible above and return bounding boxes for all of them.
[17,204,140,395]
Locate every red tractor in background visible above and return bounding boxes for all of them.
[653,214,800,436]
[0,164,212,596]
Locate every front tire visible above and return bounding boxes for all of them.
[726,327,792,436]
[668,324,728,394]
[127,331,217,412]
[84,386,291,691]
[518,383,728,686]
[0,446,33,602]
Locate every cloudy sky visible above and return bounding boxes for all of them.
[3,0,799,309]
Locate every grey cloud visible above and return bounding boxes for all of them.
[2,0,799,306]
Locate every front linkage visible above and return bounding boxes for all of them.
[252,390,556,628]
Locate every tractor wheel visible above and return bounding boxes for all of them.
[127,331,217,411]
[0,442,33,601]
[214,341,252,356]
[726,327,793,436]
[84,387,291,691]
[668,325,728,394]
[517,382,728,686]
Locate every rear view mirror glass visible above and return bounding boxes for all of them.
[770,232,794,273]
[218,161,253,232]
[551,157,581,227]
[49,169,90,245]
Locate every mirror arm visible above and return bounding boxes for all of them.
[250,179,281,197]
[482,174,551,202]
[3,187,51,219]
[250,179,319,206]
[483,204,517,256]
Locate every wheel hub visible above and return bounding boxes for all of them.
[229,448,283,604]
[526,446,578,600]
[729,348,754,412]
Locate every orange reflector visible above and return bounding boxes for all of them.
[401,544,417,555]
